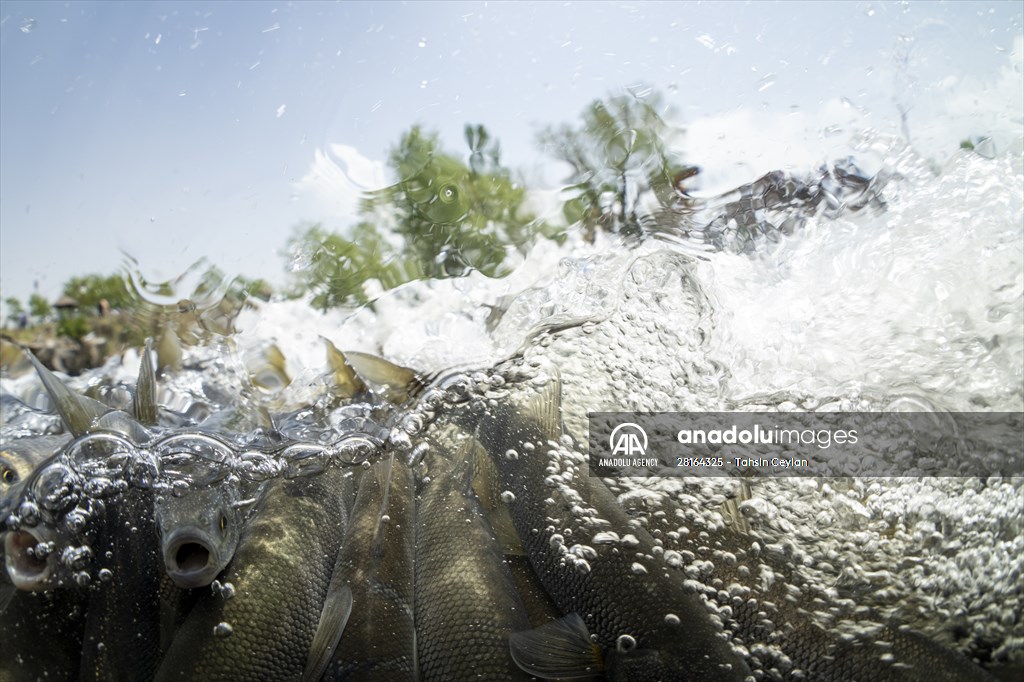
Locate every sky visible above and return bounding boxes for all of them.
[0,0,1021,313]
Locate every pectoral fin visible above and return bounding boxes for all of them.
[301,583,353,682]
[509,613,605,679]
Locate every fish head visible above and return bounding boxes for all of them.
[1,436,70,518]
[155,484,241,588]
[3,523,59,591]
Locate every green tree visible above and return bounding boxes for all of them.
[537,88,696,240]
[365,124,554,278]
[28,293,52,322]
[287,124,560,309]
[285,222,421,309]
[4,297,25,326]
[57,315,89,340]
[62,274,134,311]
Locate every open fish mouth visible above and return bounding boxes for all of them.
[164,533,219,588]
[4,527,54,591]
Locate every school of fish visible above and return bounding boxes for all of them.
[0,334,1008,682]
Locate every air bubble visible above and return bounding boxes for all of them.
[616,634,637,653]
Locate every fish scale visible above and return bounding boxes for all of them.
[414,427,533,681]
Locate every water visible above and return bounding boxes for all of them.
[1,130,1021,678]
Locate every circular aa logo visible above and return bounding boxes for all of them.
[609,422,648,456]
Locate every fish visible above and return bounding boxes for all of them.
[1,435,71,519]
[153,482,245,589]
[414,426,534,681]
[155,466,351,681]
[618,483,1000,681]
[78,486,168,682]
[323,339,370,402]
[2,437,71,592]
[305,455,416,682]
[3,518,63,592]
[475,364,752,681]
[4,349,156,593]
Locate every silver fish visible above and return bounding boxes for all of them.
[414,427,533,681]
[476,366,752,681]
[616,483,999,681]
[155,468,351,681]
[1,435,70,518]
[305,455,415,682]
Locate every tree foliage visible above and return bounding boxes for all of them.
[4,297,25,326]
[537,90,696,240]
[287,124,560,309]
[28,294,52,321]
[62,274,134,310]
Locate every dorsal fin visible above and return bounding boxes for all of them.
[522,370,564,442]
[28,352,108,436]
[155,325,182,373]
[132,339,158,426]
[323,338,368,399]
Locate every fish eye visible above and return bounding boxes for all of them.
[1,466,16,484]
[219,514,227,532]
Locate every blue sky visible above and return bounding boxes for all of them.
[1,1,1020,311]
